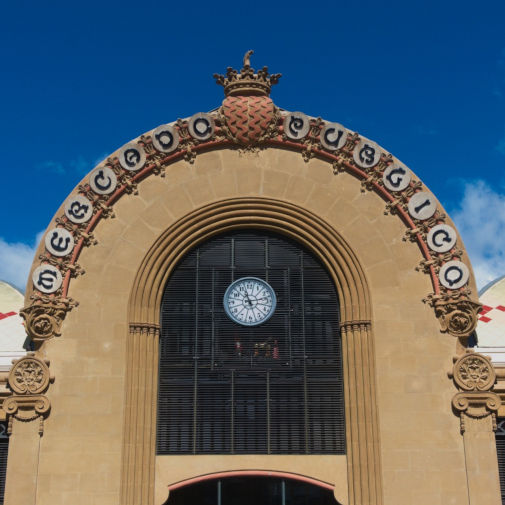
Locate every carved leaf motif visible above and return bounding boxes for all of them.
[8,355,51,395]
[459,358,489,388]
[453,353,496,392]
[20,297,77,344]
[435,299,481,338]
[14,362,44,393]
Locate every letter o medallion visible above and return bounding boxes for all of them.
[439,261,470,290]
[152,124,180,153]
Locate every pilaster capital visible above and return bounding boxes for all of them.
[449,350,500,433]
[129,322,160,337]
[3,353,54,434]
[339,320,371,333]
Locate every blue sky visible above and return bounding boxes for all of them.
[1,0,505,291]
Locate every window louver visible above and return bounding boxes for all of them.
[157,231,345,455]
[497,418,505,504]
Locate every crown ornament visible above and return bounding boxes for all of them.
[214,50,281,97]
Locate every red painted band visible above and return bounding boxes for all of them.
[167,469,334,491]
[62,134,441,298]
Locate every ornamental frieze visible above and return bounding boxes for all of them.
[28,51,478,343]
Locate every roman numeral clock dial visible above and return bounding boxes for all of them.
[223,277,277,326]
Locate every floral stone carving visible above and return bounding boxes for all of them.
[435,299,481,338]
[20,296,77,344]
[451,351,496,392]
[8,353,51,395]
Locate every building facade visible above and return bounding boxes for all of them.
[1,54,503,505]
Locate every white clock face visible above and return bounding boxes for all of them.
[223,277,277,326]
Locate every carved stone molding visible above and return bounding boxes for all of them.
[9,355,51,395]
[340,320,372,333]
[435,299,481,338]
[129,322,160,337]
[3,395,51,434]
[450,351,496,392]
[20,296,77,345]
[4,353,54,434]
[452,392,500,433]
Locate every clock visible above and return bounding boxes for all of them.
[223,277,277,326]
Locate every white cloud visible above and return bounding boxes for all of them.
[451,180,505,290]
[0,231,44,292]
[36,154,107,176]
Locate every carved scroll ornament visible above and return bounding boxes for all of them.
[20,296,77,345]
[435,299,481,338]
[452,392,500,432]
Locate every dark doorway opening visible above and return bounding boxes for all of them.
[165,476,340,505]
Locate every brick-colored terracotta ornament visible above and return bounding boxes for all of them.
[215,50,280,146]
[222,95,276,145]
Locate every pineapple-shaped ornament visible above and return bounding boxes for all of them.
[214,51,281,146]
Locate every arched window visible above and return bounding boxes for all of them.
[157,230,344,455]
[165,475,341,505]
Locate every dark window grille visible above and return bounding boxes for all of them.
[0,422,9,504]
[496,418,505,504]
[157,231,345,455]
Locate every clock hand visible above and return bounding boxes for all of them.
[244,292,253,307]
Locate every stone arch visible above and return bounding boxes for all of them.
[123,197,379,505]
[164,470,340,504]
[128,197,371,324]
[10,55,485,505]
